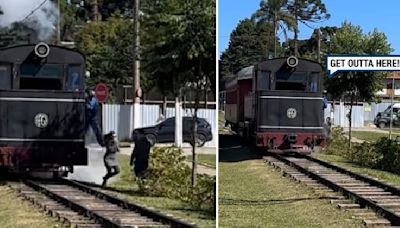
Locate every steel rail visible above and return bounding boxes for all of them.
[273,154,400,225]
[61,178,196,228]
[23,179,120,227]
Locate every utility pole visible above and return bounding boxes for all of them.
[132,0,141,130]
[57,0,61,44]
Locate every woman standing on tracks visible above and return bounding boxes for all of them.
[102,131,120,187]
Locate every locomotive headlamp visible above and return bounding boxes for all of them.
[287,56,298,68]
[34,42,50,58]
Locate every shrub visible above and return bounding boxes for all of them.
[325,128,400,174]
[325,127,348,155]
[348,142,381,168]
[375,137,400,174]
[137,147,215,213]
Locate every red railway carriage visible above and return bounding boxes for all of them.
[225,56,326,154]
[225,66,253,131]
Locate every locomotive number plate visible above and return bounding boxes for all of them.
[287,108,297,119]
[34,113,49,128]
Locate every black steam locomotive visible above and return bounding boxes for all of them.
[0,42,87,175]
[225,56,326,154]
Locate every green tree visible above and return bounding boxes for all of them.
[326,22,392,150]
[253,0,294,57]
[219,19,275,83]
[75,17,153,99]
[286,0,330,56]
[143,0,215,186]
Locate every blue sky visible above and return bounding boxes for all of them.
[218,0,400,57]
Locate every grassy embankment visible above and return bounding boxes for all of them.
[218,111,363,227]
[0,185,61,227]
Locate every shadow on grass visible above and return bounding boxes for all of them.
[219,196,341,206]
[219,134,261,163]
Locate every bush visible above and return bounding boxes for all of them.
[137,147,215,213]
[347,142,381,168]
[375,137,400,174]
[325,128,400,174]
[325,127,348,155]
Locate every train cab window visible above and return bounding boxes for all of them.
[275,71,307,91]
[257,71,270,90]
[19,64,63,90]
[0,65,11,90]
[66,65,82,91]
[308,72,319,92]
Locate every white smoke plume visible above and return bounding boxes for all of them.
[0,0,59,41]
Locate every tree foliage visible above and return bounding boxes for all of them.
[253,0,294,57]
[75,18,153,96]
[142,0,215,186]
[219,19,275,84]
[285,0,330,56]
[326,22,392,150]
[142,0,215,97]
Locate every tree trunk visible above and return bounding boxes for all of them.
[191,87,200,187]
[162,96,167,116]
[204,81,208,109]
[92,0,100,22]
[294,9,299,57]
[348,96,354,151]
[273,13,277,58]
[294,17,299,57]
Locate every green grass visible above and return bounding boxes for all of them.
[219,138,363,228]
[351,131,400,142]
[315,153,400,186]
[105,154,215,228]
[0,185,60,227]
[187,154,216,168]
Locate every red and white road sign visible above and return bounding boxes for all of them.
[95,83,108,103]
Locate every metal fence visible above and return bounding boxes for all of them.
[324,101,394,128]
[101,104,217,147]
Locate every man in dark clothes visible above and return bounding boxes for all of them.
[130,129,151,178]
[102,131,120,187]
[85,90,104,146]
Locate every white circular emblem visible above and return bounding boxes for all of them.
[34,113,49,128]
[287,108,297,119]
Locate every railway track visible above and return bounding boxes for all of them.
[8,178,196,228]
[264,154,400,227]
